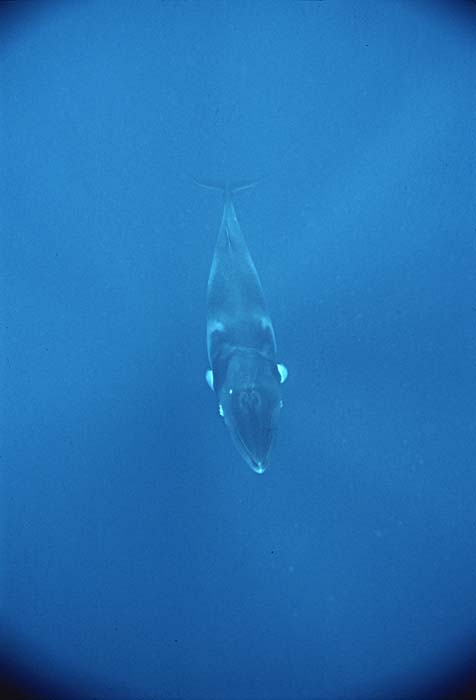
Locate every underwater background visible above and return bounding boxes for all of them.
[2,1,476,698]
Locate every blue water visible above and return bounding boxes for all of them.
[2,2,476,698]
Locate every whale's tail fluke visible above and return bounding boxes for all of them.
[191,177,260,202]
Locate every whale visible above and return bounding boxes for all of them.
[200,181,287,474]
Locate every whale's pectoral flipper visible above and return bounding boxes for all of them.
[277,364,288,383]
[205,369,214,391]
[199,179,287,474]
[206,364,287,389]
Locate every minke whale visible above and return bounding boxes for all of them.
[199,181,287,474]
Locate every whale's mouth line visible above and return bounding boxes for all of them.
[234,428,267,472]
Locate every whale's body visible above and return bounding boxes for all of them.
[204,184,287,473]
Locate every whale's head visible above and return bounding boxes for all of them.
[218,350,284,474]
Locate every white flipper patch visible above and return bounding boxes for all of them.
[207,319,225,334]
[277,363,288,384]
[206,369,214,390]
